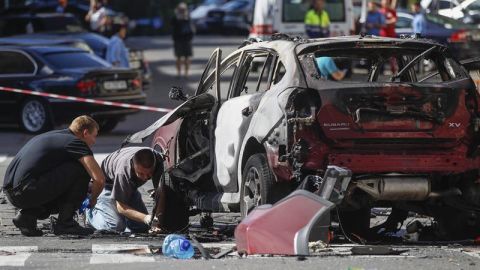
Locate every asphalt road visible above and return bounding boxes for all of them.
[0,35,480,269]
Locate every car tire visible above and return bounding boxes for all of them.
[19,98,52,134]
[98,118,119,133]
[240,153,276,218]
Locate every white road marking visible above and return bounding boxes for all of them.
[90,244,155,264]
[0,246,37,267]
[94,153,110,164]
[0,155,7,163]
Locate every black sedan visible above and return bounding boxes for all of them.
[0,46,146,133]
[0,13,151,88]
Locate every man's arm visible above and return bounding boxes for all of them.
[78,155,105,207]
[116,200,148,224]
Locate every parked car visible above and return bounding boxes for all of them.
[0,35,93,53]
[203,0,254,34]
[0,13,151,88]
[395,11,480,60]
[191,0,228,33]
[421,0,480,23]
[0,46,146,133]
[124,35,480,240]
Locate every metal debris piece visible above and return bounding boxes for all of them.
[189,235,212,260]
[212,246,237,259]
[350,246,408,256]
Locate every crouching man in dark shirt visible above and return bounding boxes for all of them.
[87,147,189,233]
[2,115,105,236]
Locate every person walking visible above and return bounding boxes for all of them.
[87,147,189,233]
[85,0,108,34]
[106,20,130,68]
[2,115,105,236]
[304,0,331,38]
[171,2,195,79]
[365,1,385,36]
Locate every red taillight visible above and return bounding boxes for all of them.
[131,78,142,89]
[76,79,96,94]
[449,30,467,42]
[250,24,273,35]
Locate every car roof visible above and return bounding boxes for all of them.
[0,45,86,54]
[0,12,76,19]
[0,36,80,46]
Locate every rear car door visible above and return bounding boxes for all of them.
[214,49,277,192]
[0,50,38,124]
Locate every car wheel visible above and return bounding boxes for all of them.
[20,98,52,134]
[240,153,275,218]
[98,118,119,133]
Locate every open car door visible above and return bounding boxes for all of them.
[123,49,222,146]
[461,57,480,93]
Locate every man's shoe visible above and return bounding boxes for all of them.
[12,213,43,237]
[53,220,94,236]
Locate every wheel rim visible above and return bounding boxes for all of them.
[22,100,46,132]
[242,167,262,216]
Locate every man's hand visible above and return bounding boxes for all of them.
[89,196,97,208]
[143,214,159,225]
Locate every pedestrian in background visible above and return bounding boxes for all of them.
[85,0,109,34]
[380,0,398,73]
[365,1,385,36]
[411,2,426,36]
[106,20,130,68]
[171,2,195,79]
[2,116,105,236]
[56,0,73,13]
[304,0,331,38]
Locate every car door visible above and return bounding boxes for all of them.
[0,49,38,124]
[214,49,277,192]
[126,49,222,147]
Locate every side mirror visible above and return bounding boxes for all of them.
[169,86,188,101]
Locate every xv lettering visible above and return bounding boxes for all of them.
[448,123,461,128]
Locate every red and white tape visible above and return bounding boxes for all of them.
[0,86,171,113]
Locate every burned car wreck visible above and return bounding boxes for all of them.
[126,35,480,240]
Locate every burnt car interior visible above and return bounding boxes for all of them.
[170,50,278,190]
[309,47,461,83]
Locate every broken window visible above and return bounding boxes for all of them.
[306,47,461,84]
[237,52,275,96]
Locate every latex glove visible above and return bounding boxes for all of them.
[143,214,159,225]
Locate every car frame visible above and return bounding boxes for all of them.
[125,35,480,240]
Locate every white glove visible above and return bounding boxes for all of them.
[143,214,159,225]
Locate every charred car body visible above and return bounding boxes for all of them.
[126,35,480,240]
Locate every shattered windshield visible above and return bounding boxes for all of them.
[299,46,464,84]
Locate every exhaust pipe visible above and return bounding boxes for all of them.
[356,177,431,201]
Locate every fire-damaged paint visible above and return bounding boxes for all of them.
[125,35,480,240]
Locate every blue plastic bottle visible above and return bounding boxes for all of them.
[162,234,194,259]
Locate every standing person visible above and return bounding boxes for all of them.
[411,2,426,36]
[85,0,108,34]
[56,0,72,13]
[2,116,105,236]
[304,0,331,38]
[380,0,398,73]
[87,147,189,233]
[379,0,397,38]
[106,20,130,68]
[171,2,195,79]
[365,1,385,36]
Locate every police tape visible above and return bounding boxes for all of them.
[0,86,172,113]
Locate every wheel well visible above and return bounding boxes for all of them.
[241,138,265,173]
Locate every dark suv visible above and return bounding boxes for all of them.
[126,35,480,240]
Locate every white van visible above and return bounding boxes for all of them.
[249,0,355,40]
